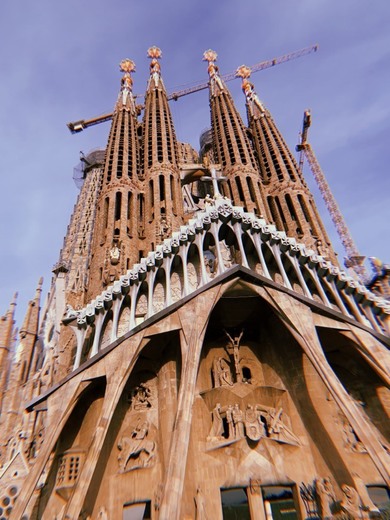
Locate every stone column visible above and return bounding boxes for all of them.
[158,286,221,519]
[261,285,390,486]
[158,354,178,467]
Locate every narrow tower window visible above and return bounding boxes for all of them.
[170,175,177,215]
[298,194,317,235]
[246,176,256,203]
[267,196,277,224]
[149,180,154,222]
[275,196,287,231]
[127,192,132,236]
[115,192,122,221]
[104,197,109,229]
[285,194,296,220]
[235,176,245,203]
[159,174,165,202]
[285,194,302,235]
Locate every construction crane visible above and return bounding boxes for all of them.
[67,44,318,134]
[296,110,368,281]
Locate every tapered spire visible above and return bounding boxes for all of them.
[0,293,17,411]
[142,47,179,171]
[17,278,43,384]
[238,66,336,261]
[103,58,139,184]
[141,47,184,247]
[87,60,142,299]
[203,50,268,217]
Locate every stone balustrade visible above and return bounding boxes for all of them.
[64,198,390,370]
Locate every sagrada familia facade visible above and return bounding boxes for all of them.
[0,47,389,520]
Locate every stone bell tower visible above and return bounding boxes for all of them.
[87,58,141,300]
[141,46,184,250]
[203,49,269,219]
[237,64,337,262]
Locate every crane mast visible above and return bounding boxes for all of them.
[297,111,367,281]
[67,44,318,133]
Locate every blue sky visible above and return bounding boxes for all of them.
[1,0,389,323]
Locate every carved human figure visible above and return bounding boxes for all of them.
[226,405,235,439]
[208,403,224,441]
[255,405,268,436]
[220,242,234,269]
[225,329,244,383]
[353,474,380,514]
[131,383,152,410]
[195,486,208,520]
[204,249,217,276]
[342,420,366,453]
[117,420,155,471]
[266,408,300,446]
[232,404,245,439]
[213,357,233,387]
[103,245,121,284]
[341,485,362,519]
[245,404,266,441]
[315,477,335,519]
[158,217,170,240]
[109,243,121,265]
[316,239,329,260]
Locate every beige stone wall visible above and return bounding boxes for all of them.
[7,279,389,519]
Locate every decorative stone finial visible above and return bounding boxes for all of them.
[235,64,251,79]
[203,49,218,63]
[147,46,162,60]
[118,59,136,108]
[203,50,224,95]
[147,47,162,87]
[119,59,136,74]
[236,64,265,114]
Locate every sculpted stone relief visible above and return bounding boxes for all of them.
[206,333,300,447]
[117,420,156,472]
[103,242,123,285]
[212,357,233,387]
[194,486,208,520]
[207,402,299,446]
[212,329,253,388]
[300,477,378,519]
[129,383,152,411]
[341,417,367,454]
[157,216,171,242]
[117,380,157,472]
[316,477,336,519]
